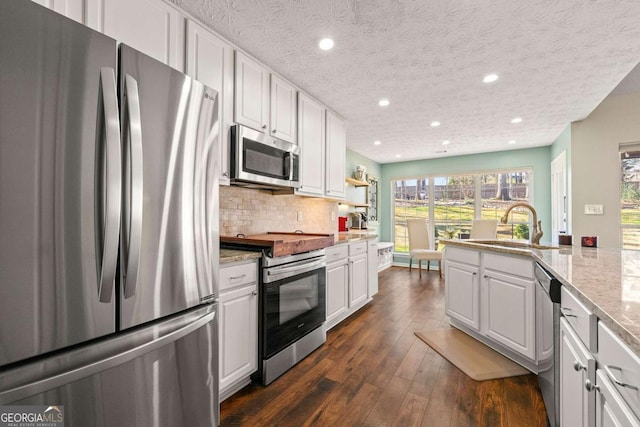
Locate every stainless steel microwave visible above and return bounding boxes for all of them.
[230,124,300,190]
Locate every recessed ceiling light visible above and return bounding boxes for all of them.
[318,38,334,50]
[483,73,499,83]
[378,99,390,107]
[508,140,516,144]
[442,140,450,145]
[374,140,381,145]
[430,121,441,127]
[511,117,523,124]
[395,154,402,158]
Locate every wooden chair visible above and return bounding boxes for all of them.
[470,219,498,239]
[407,219,442,278]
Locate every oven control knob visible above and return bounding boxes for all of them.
[573,361,586,372]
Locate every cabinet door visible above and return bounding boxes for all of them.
[219,284,258,393]
[595,370,640,427]
[445,260,480,332]
[295,93,325,196]
[185,20,234,185]
[483,270,536,360]
[349,255,368,308]
[234,51,269,133]
[325,261,348,330]
[32,0,84,23]
[270,75,297,144]
[86,0,184,71]
[367,240,379,297]
[325,110,346,199]
[560,319,595,427]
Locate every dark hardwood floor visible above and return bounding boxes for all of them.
[220,266,547,427]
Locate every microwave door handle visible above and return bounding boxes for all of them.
[283,152,291,180]
[122,75,144,299]
[97,68,121,303]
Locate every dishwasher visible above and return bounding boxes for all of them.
[534,263,562,427]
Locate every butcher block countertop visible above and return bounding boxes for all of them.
[220,232,334,257]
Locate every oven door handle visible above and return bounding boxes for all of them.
[264,258,326,283]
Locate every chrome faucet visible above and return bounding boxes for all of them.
[500,202,544,245]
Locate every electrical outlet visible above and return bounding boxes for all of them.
[331,211,336,221]
[584,204,604,215]
[297,211,303,222]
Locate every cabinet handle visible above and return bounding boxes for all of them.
[573,361,586,372]
[229,274,247,280]
[272,129,276,133]
[584,379,599,392]
[561,307,577,318]
[472,272,477,276]
[222,172,229,177]
[483,274,489,279]
[604,364,639,390]
[262,124,267,130]
[252,290,258,296]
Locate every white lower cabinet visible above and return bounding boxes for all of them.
[444,246,537,369]
[325,245,349,331]
[367,239,379,297]
[219,260,258,401]
[560,318,596,427]
[482,269,536,360]
[325,241,374,331]
[445,259,480,332]
[595,370,640,427]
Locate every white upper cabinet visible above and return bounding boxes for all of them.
[32,0,84,23]
[234,51,269,133]
[86,0,185,71]
[325,110,346,199]
[269,75,297,144]
[185,20,234,185]
[295,93,325,196]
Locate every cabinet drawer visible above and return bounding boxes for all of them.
[326,245,349,263]
[561,287,597,351]
[445,246,480,266]
[220,261,257,291]
[598,321,640,421]
[349,241,367,257]
[483,252,533,278]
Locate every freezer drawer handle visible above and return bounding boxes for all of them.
[121,74,144,299]
[96,67,122,303]
[0,310,215,404]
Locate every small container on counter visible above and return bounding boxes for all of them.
[581,236,598,247]
[558,234,572,245]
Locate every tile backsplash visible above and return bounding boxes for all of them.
[219,186,338,236]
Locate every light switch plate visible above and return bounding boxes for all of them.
[584,204,604,215]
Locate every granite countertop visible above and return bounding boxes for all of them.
[442,239,640,355]
[335,231,378,244]
[220,248,262,264]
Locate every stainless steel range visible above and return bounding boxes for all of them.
[257,249,327,385]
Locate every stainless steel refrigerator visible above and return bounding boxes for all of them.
[0,2,220,426]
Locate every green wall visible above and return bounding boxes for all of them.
[346,146,552,245]
[379,147,552,242]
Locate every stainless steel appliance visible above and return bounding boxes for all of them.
[230,124,300,190]
[349,212,368,229]
[535,263,562,427]
[258,249,327,385]
[0,2,220,425]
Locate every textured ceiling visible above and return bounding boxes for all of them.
[169,0,640,163]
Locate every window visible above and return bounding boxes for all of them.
[620,144,640,249]
[392,169,533,252]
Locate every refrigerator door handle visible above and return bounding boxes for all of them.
[122,74,144,299]
[97,67,122,303]
[0,309,216,404]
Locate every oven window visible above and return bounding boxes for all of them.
[279,275,318,324]
[243,138,287,179]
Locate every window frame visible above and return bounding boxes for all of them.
[391,167,535,253]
